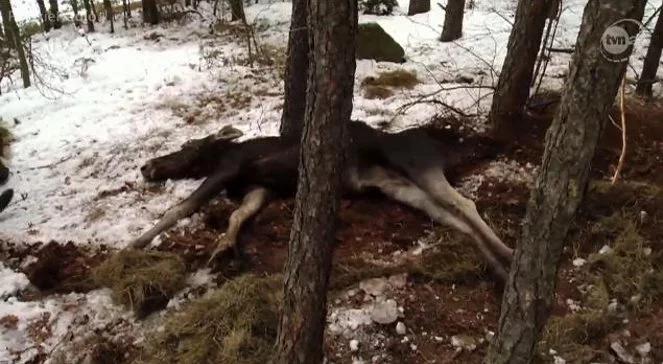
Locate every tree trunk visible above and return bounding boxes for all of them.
[229,0,245,22]
[142,0,159,24]
[48,0,61,28]
[0,0,30,88]
[36,0,51,31]
[103,0,114,32]
[126,0,132,17]
[408,0,430,16]
[273,0,357,362]
[488,0,556,141]
[71,0,81,27]
[636,1,663,98]
[90,0,99,22]
[440,0,465,42]
[279,0,308,142]
[485,1,646,363]
[82,0,94,31]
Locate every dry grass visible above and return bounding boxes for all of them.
[361,69,420,90]
[363,85,394,100]
[140,274,281,364]
[93,250,186,318]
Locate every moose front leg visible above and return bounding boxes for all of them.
[208,186,270,265]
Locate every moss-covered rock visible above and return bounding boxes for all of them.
[357,23,405,63]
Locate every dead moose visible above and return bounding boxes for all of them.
[131,121,514,279]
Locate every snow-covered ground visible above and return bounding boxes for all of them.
[0,0,662,362]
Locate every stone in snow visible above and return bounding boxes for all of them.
[360,278,389,297]
[610,342,635,364]
[572,258,586,267]
[396,321,407,335]
[371,299,399,324]
[635,342,651,357]
[349,339,360,352]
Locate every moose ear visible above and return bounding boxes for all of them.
[217,125,243,141]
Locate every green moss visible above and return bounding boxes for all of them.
[413,232,484,282]
[357,23,405,63]
[93,250,186,318]
[140,274,281,364]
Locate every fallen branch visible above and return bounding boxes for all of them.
[611,77,627,185]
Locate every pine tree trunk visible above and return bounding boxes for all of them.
[71,0,81,27]
[0,0,30,88]
[36,0,51,31]
[229,0,245,22]
[273,0,357,362]
[408,0,430,16]
[440,0,465,42]
[485,1,645,363]
[142,0,159,24]
[279,0,308,142]
[82,0,94,31]
[103,0,114,32]
[126,0,132,17]
[90,0,100,22]
[48,0,61,28]
[636,2,663,98]
[488,0,555,141]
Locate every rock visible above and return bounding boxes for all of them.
[635,342,651,357]
[396,321,407,335]
[350,339,360,352]
[599,245,613,255]
[360,278,389,297]
[572,258,586,267]
[610,341,635,364]
[451,335,477,352]
[357,23,405,63]
[454,74,474,84]
[388,274,408,289]
[371,299,399,324]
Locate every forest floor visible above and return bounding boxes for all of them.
[1,0,663,363]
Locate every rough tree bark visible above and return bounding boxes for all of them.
[229,0,245,22]
[83,0,94,31]
[48,0,61,28]
[488,0,556,141]
[440,0,465,42]
[0,0,30,88]
[408,0,430,16]
[636,1,663,98]
[279,0,308,142]
[485,1,646,363]
[70,0,81,27]
[36,0,51,31]
[103,0,114,33]
[142,0,159,24]
[273,0,357,362]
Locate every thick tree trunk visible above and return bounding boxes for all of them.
[36,0,51,31]
[440,0,465,42]
[273,0,357,362]
[408,0,430,16]
[142,0,159,24]
[636,2,663,98]
[488,0,555,141]
[0,0,30,88]
[48,0,61,28]
[103,0,114,32]
[71,0,81,27]
[485,1,646,363]
[279,0,308,142]
[83,0,94,31]
[126,0,132,17]
[229,0,245,22]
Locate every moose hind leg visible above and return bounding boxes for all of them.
[414,168,513,261]
[208,186,269,265]
[350,166,508,280]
